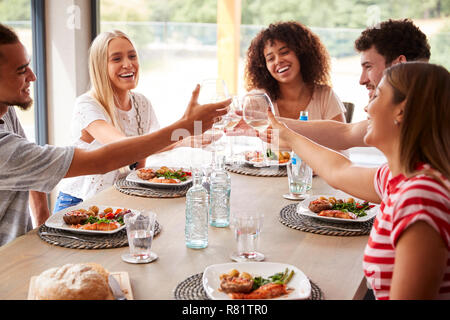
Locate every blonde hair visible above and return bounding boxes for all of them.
[88,30,139,133]
[384,62,450,180]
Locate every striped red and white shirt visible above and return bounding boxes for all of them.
[363,163,450,300]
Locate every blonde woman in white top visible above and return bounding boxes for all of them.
[56,30,200,211]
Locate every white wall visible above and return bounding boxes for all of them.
[45,0,93,209]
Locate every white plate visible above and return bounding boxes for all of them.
[244,159,289,167]
[202,262,311,300]
[297,195,378,223]
[125,167,192,188]
[45,205,130,235]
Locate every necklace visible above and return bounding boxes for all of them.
[129,92,143,136]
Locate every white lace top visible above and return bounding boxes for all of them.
[57,91,160,200]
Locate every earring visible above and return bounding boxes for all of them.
[394,120,399,125]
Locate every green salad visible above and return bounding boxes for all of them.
[332,201,375,218]
[252,268,294,290]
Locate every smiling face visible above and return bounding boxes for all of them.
[364,77,403,153]
[359,46,388,100]
[107,37,139,94]
[0,42,36,110]
[263,40,302,85]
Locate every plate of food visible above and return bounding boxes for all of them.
[45,205,132,234]
[297,195,378,223]
[202,262,311,300]
[126,166,192,188]
[244,150,290,167]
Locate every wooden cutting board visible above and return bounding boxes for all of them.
[28,271,133,300]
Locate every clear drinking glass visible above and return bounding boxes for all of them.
[242,92,273,166]
[122,210,158,264]
[230,212,265,262]
[285,151,313,200]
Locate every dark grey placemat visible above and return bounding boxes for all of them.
[280,203,374,236]
[114,178,191,198]
[225,163,287,177]
[173,272,324,300]
[38,221,161,250]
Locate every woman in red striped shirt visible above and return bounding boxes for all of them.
[268,62,449,299]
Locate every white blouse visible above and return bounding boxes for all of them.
[58,91,160,200]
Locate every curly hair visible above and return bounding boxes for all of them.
[244,21,331,101]
[355,19,430,65]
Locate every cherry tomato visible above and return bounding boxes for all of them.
[105,213,115,219]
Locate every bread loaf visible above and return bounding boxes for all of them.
[34,263,114,300]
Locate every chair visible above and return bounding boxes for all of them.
[343,102,355,123]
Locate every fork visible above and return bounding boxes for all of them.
[40,232,97,242]
[314,225,363,232]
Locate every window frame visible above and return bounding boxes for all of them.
[30,0,47,146]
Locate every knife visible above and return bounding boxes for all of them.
[108,274,127,300]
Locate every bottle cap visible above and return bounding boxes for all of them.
[299,111,308,121]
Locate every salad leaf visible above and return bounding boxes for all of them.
[156,169,190,181]
[332,201,371,217]
[252,268,295,290]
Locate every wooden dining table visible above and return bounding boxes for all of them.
[0,149,371,301]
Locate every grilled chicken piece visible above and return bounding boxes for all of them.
[318,210,355,219]
[229,283,290,299]
[308,199,333,213]
[136,168,156,180]
[219,276,254,293]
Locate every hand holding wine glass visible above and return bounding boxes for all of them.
[242,92,274,165]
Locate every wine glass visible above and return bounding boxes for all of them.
[242,92,273,166]
[222,96,243,163]
[198,79,231,162]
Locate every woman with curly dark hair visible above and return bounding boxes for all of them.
[245,21,346,122]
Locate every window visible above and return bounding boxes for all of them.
[98,0,449,165]
[98,1,449,128]
[0,0,35,141]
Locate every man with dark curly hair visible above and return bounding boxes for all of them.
[268,19,431,151]
[356,19,430,100]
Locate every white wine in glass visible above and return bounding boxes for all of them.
[244,119,269,133]
[224,96,242,130]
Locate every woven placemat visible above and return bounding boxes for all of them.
[225,163,287,177]
[173,272,324,300]
[279,204,373,236]
[38,221,161,250]
[114,178,191,198]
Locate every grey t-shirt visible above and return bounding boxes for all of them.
[0,107,74,246]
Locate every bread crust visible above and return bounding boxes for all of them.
[34,263,114,300]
